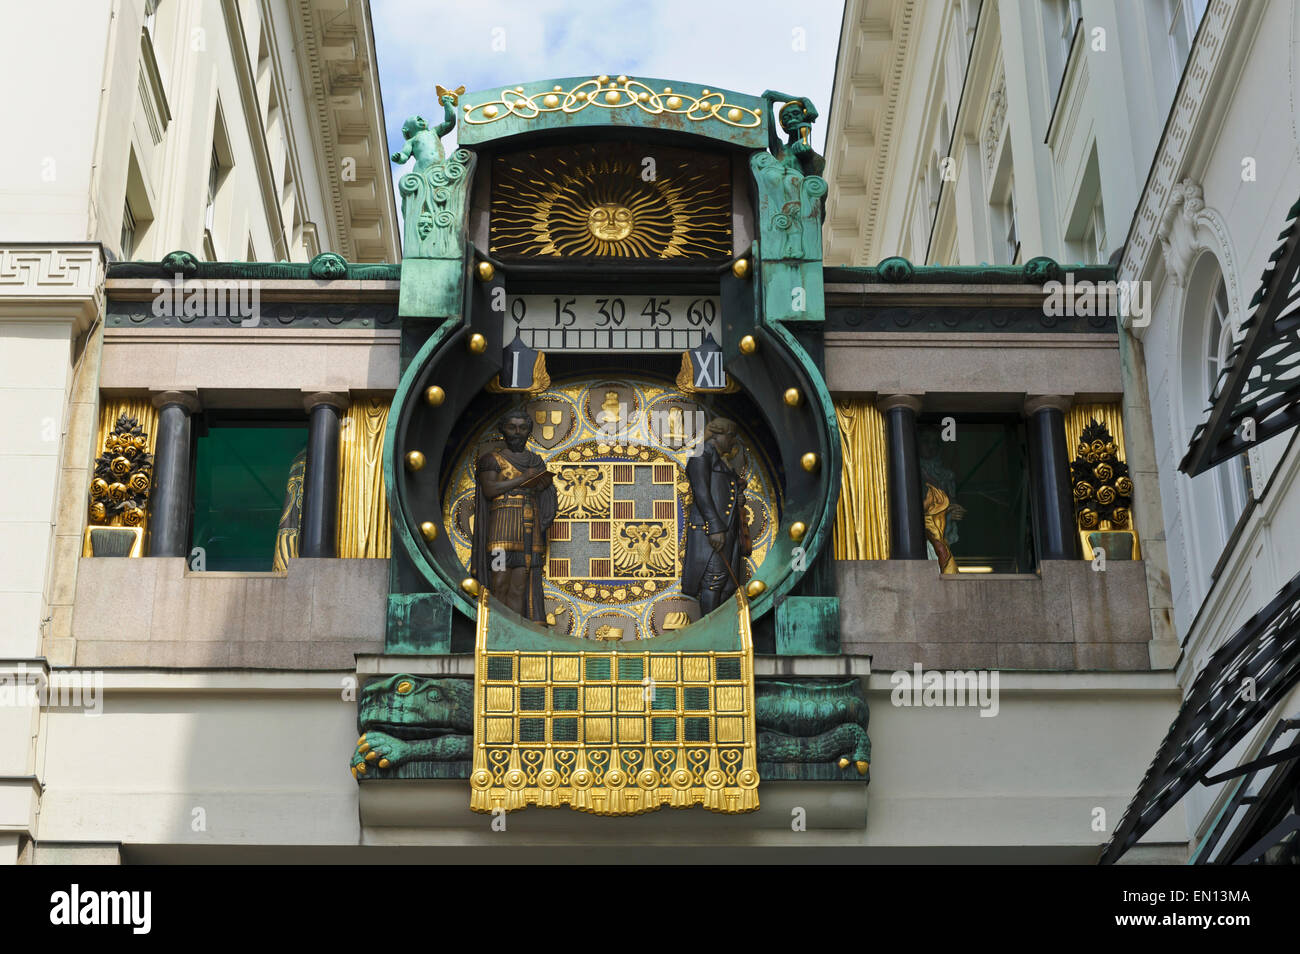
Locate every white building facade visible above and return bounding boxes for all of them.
[0,0,397,864]
[827,0,1300,864]
[1110,0,1300,863]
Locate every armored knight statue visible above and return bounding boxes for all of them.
[472,408,557,621]
[682,418,752,614]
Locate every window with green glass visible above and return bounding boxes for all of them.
[916,415,1035,574]
[190,422,307,571]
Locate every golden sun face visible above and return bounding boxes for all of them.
[490,142,731,259]
[587,203,634,242]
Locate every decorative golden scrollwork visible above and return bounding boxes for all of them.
[464,75,762,128]
[490,142,731,259]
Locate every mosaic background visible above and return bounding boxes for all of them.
[444,375,780,639]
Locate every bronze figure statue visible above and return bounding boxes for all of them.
[682,418,752,614]
[918,426,965,574]
[471,408,557,621]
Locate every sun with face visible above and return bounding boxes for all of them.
[587,203,634,242]
[491,143,731,259]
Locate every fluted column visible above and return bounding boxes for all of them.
[301,392,349,558]
[880,394,926,559]
[1025,395,1078,561]
[148,390,200,557]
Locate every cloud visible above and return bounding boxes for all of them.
[373,0,845,243]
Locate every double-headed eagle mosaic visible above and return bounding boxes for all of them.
[554,465,611,519]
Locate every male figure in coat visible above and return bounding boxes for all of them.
[682,417,752,614]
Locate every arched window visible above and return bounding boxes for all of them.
[1203,275,1251,543]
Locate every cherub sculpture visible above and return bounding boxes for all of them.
[390,84,465,173]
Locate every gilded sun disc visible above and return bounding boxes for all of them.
[587,204,634,243]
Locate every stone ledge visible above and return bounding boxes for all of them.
[70,557,386,669]
[837,560,1156,671]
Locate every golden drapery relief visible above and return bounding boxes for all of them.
[338,396,391,559]
[832,397,889,560]
[84,398,159,554]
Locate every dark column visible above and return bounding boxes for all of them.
[148,390,200,557]
[300,392,347,558]
[1026,396,1079,561]
[880,394,927,559]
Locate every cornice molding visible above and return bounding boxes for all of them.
[0,246,105,332]
[861,0,916,266]
[290,0,399,263]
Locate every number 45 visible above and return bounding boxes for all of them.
[641,298,671,326]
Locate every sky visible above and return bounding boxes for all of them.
[371,0,846,218]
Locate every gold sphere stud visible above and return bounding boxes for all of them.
[576,91,588,102]
[739,334,757,355]
[605,90,621,104]
[514,98,527,108]
[598,74,610,84]
[702,88,711,95]
[544,93,559,108]
[461,577,481,596]
[732,257,750,279]
[419,521,438,542]
[405,450,426,471]
[424,385,445,406]
[476,260,495,281]
[617,75,628,84]
[467,333,487,354]
[553,85,562,91]
[745,580,766,598]
[801,452,820,472]
[838,757,850,769]
[784,387,802,407]
[666,96,682,109]
[663,87,672,93]
[856,761,870,776]
[727,107,743,122]
[638,91,649,103]
[789,521,807,542]
[483,104,498,118]
[514,86,524,93]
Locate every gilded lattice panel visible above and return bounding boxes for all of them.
[469,591,760,815]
